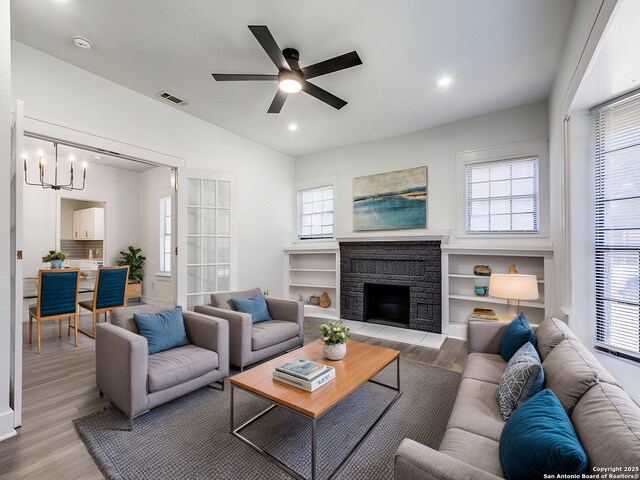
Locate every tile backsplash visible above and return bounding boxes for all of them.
[60,239,104,260]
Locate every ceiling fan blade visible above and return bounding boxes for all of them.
[301,51,362,79]
[212,74,278,81]
[248,25,289,71]
[267,90,288,114]
[302,81,347,110]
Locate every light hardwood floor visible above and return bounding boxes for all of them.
[0,316,466,480]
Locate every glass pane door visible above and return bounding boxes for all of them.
[186,177,231,310]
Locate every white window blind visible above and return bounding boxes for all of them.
[298,185,334,239]
[159,196,172,273]
[465,157,539,233]
[594,91,640,360]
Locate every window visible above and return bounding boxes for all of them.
[159,196,172,273]
[465,157,539,233]
[298,185,333,239]
[594,91,640,360]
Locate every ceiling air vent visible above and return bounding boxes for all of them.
[157,91,188,106]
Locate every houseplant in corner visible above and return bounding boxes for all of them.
[320,320,351,360]
[117,246,146,299]
[42,250,66,269]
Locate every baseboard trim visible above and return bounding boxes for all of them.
[0,408,16,442]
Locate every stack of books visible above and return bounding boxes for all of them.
[272,359,336,392]
[469,307,499,321]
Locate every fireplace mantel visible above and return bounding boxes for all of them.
[335,230,450,244]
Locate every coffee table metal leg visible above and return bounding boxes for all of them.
[230,383,234,433]
[311,419,317,480]
[397,356,401,391]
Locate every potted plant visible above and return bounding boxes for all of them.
[42,250,66,269]
[320,320,351,360]
[117,246,146,299]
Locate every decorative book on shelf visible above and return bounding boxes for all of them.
[273,359,336,392]
[470,307,499,321]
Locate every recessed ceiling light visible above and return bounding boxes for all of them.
[437,77,452,87]
[73,35,93,49]
[93,155,101,160]
[288,123,298,131]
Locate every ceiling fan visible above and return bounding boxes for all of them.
[212,25,362,114]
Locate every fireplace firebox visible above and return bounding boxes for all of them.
[364,283,410,328]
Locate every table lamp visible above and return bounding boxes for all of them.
[489,273,539,319]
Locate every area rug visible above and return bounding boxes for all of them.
[74,359,461,480]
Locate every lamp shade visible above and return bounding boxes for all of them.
[489,274,539,301]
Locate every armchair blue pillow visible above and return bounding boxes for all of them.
[230,292,272,324]
[499,312,537,361]
[133,305,190,354]
[499,389,588,480]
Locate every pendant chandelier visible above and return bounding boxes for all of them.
[24,142,86,191]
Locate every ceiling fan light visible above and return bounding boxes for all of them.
[279,78,302,93]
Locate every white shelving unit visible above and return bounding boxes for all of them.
[284,244,340,321]
[442,244,553,340]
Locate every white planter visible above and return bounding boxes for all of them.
[323,342,347,361]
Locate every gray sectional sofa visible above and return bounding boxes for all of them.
[394,318,640,479]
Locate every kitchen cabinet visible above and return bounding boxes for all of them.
[73,207,104,240]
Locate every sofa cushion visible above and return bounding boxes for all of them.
[535,317,578,360]
[499,389,588,480]
[147,344,218,393]
[572,382,640,473]
[210,288,261,310]
[446,378,505,442]
[497,342,544,420]
[439,428,503,478]
[230,293,272,323]
[110,301,176,333]
[543,338,619,415]
[499,313,536,362]
[252,320,299,351]
[134,306,190,355]
[463,353,506,384]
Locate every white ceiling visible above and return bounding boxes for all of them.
[11,0,576,157]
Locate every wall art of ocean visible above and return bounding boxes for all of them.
[353,188,427,231]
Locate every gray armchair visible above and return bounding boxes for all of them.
[95,302,229,424]
[195,288,303,370]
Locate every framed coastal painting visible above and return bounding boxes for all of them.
[353,166,427,231]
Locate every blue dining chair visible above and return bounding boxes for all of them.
[29,268,80,353]
[78,266,129,338]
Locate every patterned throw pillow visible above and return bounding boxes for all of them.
[497,342,545,420]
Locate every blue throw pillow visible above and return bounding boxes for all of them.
[499,312,536,361]
[497,342,545,419]
[499,389,588,480]
[133,306,190,355]
[230,293,272,323]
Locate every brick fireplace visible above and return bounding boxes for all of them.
[339,240,442,333]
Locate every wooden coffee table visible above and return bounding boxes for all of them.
[230,339,401,480]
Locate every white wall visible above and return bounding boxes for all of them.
[11,41,295,297]
[0,0,16,441]
[295,101,549,240]
[139,166,174,302]
[21,162,141,277]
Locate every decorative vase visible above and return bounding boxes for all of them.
[50,260,62,269]
[323,342,347,360]
[319,291,331,308]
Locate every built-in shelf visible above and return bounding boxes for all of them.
[285,246,340,318]
[448,273,544,283]
[304,305,338,320]
[289,268,337,273]
[443,246,553,340]
[448,294,545,309]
